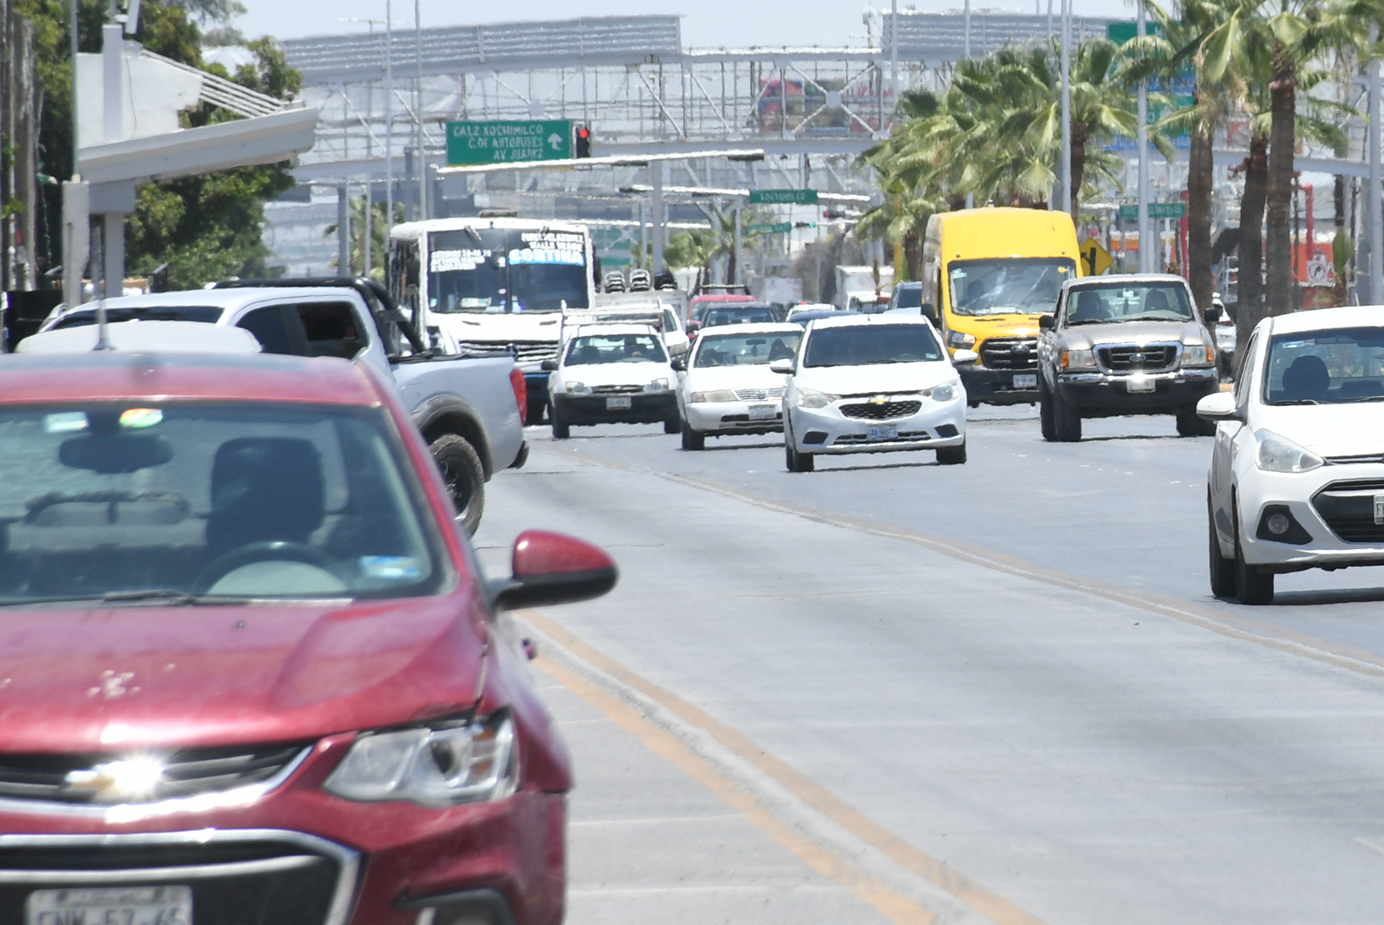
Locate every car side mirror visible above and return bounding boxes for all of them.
[1204,306,1223,324]
[671,356,686,372]
[669,342,689,357]
[1038,314,1055,330]
[540,358,558,371]
[952,349,979,365]
[489,530,618,611]
[686,320,701,334]
[920,302,938,324]
[769,358,794,375]
[1196,391,1241,422]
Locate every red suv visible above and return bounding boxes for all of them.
[0,350,613,925]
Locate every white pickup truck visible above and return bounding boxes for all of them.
[37,277,526,533]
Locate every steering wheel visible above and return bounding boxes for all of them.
[194,541,339,593]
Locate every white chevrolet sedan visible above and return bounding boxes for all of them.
[675,323,802,450]
[772,314,967,472]
[1199,306,1384,604]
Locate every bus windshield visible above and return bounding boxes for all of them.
[948,258,1074,316]
[427,227,590,313]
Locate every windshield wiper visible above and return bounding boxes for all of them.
[1272,399,1325,405]
[1119,314,1187,322]
[0,589,254,607]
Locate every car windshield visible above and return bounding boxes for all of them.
[948,258,1074,316]
[1263,327,1384,404]
[52,306,226,329]
[893,285,923,309]
[803,324,944,367]
[1065,283,1194,325]
[695,332,801,367]
[0,403,444,605]
[567,334,667,364]
[704,307,778,327]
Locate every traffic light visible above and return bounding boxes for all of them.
[822,209,845,220]
[574,124,592,158]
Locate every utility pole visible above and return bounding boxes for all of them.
[651,164,664,274]
[1060,0,1071,215]
[1370,23,1383,303]
[414,0,426,221]
[964,0,971,61]
[1137,0,1152,272]
[889,0,898,123]
[384,0,393,234]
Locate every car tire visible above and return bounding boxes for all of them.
[664,414,681,435]
[550,404,570,440]
[1232,505,1274,605]
[936,440,967,465]
[681,423,705,451]
[785,441,815,473]
[1052,385,1082,442]
[1038,378,1057,442]
[430,433,485,535]
[1176,407,1216,437]
[1208,499,1236,599]
[525,402,546,426]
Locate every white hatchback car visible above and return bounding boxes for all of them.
[545,323,679,439]
[772,315,968,472]
[1199,306,1384,604]
[676,323,802,450]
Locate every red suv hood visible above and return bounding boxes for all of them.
[0,595,485,753]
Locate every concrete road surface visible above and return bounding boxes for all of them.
[475,409,1384,925]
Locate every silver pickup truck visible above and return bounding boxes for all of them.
[38,278,526,532]
[1036,274,1222,442]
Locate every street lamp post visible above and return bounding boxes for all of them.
[1060,0,1071,215]
[1370,23,1383,303]
[415,0,426,221]
[1137,0,1152,273]
[384,0,394,234]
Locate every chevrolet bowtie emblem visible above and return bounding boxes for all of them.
[870,396,889,404]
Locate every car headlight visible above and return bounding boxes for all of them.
[644,378,671,392]
[926,382,959,403]
[689,389,737,403]
[1061,348,1095,370]
[324,713,516,807]
[1255,429,1323,473]
[565,381,591,394]
[1181,343,1215,367]
[947,331,976,348]
[796,388,839,409]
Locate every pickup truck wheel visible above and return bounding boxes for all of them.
[664,414,681,435]
[936,440,967,465]
[1038,379,1057,441]
[550,404,570,440]
[1208,498,1236,598]
[1232,505,1274,605]
[431,434,485,535]
[1052,385,1082,442]
[681,423,705,451]
[1176,407,1216,437]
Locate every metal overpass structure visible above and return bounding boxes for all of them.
[264,11,1123,275]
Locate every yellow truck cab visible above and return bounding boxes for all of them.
[922,208,1081,405]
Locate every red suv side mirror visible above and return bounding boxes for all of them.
[489,530,618,611]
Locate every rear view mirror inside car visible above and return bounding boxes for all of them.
[59,434,174,474]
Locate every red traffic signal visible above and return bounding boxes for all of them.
[574,124,592,158]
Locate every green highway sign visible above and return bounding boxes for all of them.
[1106,22,1165,44]
[748,188,819,205]
[746,222,792,234]
[1119,202,1186,220]
[446,119,573,165]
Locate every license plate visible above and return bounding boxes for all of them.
[867,423,898,442]
[1012,373,1037,389]
[748,403,777,421]
[1375,493,1384,526]
[28,886,192,925]
[1127,376,1156,393]
[605,396,632,410]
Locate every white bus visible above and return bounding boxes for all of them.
[387,218,597,422]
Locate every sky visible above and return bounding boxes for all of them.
[236,0,1139,50]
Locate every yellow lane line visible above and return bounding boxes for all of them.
[526,610,1048,925]
[532,654,939,925]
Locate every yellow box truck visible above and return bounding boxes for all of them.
[921,208,1081,406]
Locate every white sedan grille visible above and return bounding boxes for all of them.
[734,388,784,402]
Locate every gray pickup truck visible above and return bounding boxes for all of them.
[37,277,526,532]
[1036,274,1222,442]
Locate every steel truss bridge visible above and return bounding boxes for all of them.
[265,11,1121,275]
